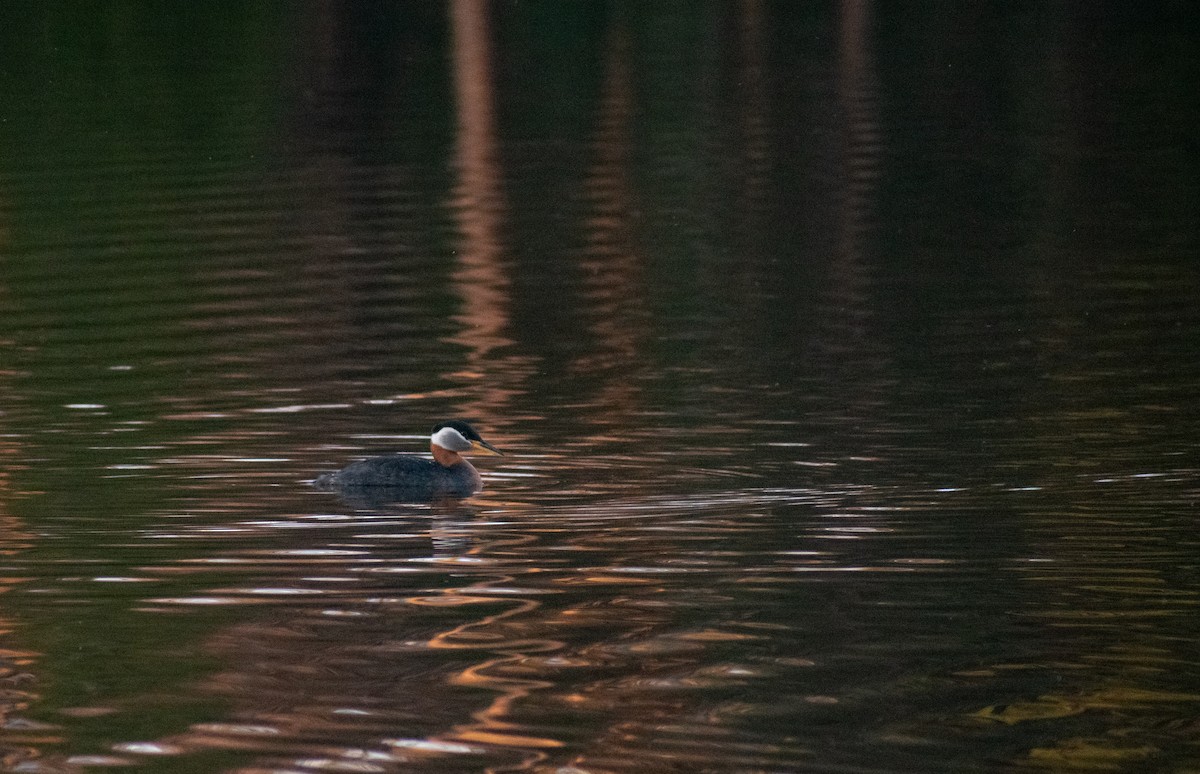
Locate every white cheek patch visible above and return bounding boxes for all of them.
[431,426,472,451]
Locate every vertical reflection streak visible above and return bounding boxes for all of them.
[735,0,770,249]
[816,0,886,370]
[439,2,553,760]
[812,0,893,472]
[835,0,881,304]
[572,15,648,426]
[448,0,523,423]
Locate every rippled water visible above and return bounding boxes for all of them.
[2,3,1199,773]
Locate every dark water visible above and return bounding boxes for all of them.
[2,2,1199,772]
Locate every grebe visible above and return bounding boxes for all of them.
[314,420,502,497]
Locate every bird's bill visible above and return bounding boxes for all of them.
[470,439,503,456]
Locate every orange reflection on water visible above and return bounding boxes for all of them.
[448,0,510,360]
[425,579,566,757]
[446,0,532,446]
[575,17,648,378]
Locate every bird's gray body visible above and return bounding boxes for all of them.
[314,454,482,497]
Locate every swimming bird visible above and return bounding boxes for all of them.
[314,420,502,497]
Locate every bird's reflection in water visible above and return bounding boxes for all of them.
[325,484,484,559]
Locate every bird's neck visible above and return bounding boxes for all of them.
[431,444,463,467]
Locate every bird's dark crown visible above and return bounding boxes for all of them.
[431,420,483,441]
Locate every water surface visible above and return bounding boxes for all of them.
[1,3,1198,772]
